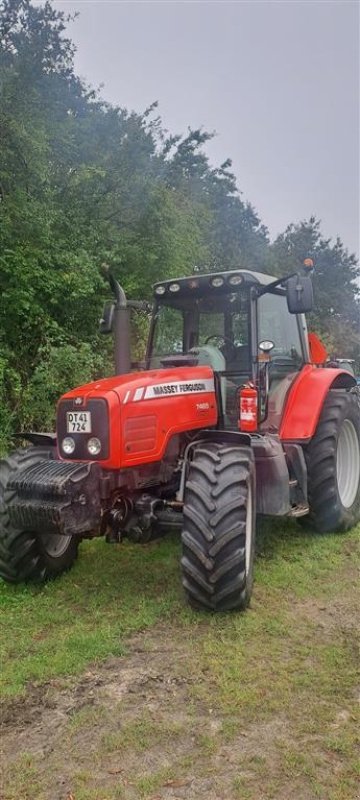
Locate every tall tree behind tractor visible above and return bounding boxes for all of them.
[0,261,359,611]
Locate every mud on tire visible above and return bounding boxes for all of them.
[0,447,79,584]
[304,388,360,532]
[181,443,256,612]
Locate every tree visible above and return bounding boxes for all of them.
[1,0,357,454]
[269,218,360,366]
[1,1,261,446]
[161,129,269,270]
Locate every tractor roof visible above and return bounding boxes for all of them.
[153,269,277,299]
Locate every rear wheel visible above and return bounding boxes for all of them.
[181,443,256,612]
[304,389,360,532]
[0,447,79,583]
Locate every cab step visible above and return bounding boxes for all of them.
[288,504,309,518]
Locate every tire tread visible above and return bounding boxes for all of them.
[181,442,255,612]
[0,447,78,584]
[304,389,360,532]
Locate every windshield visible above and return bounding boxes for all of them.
[147,293,250,372]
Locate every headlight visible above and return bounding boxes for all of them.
[62,437,75,455]
[210,276,224,287]
[169,282,180,293]
[155,285,166,295]
[229,274,243,286]
[87,437,102,456]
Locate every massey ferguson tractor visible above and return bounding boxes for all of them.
[0,263,359,611]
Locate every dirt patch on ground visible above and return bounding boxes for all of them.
[1,609,359,800]
[2,541,359,800]
[0,633,291,800]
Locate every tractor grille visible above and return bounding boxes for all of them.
[124,415,157,453]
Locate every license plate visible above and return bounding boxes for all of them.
[66,411,92,433]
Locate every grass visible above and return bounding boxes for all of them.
[0,535,183,697]
[0,520,358,698]
[1,520,359,800]
[1,754,43,799]
[100,711,184,754]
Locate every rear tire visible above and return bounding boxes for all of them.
[0,447,79,584]
[181,443,256,612]
[304,389,360,532]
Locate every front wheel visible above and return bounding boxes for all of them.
[0,447,79,584]
[181,443,256,612]
[304,389,360,532]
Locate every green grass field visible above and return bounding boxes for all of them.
[1,520,359,800]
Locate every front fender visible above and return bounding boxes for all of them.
[13,432,57,447]
[279,365,356,442]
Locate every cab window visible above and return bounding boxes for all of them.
[258,292,303,366]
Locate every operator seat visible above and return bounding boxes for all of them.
[225,345,250,374]
[189,345,226,413]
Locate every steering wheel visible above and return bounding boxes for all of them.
[204,334,237,360]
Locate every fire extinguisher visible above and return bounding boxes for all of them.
[238,383,258,432]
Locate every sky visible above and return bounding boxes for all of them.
[52,0,359,258]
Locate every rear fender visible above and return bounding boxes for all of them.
[280,365,356,442]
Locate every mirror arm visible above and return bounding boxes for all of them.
[257,259,314,298]
[256,272,297,297]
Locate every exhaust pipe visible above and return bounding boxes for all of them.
[104,268,131,376]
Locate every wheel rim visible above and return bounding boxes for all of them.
[39,532,72,558]
[245,481,253,575]
[336,419,360,508]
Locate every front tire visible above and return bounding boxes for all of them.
[181,443,256,612]
[304,389,360,532]
[0,447,79,584]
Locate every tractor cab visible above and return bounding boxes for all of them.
[147,269,310,430]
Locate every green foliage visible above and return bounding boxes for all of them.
[21,343,104,431]
[0,349,22,454]
[269,218,360,367]
[0,1,359,448]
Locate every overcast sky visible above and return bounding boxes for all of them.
[53,0,359,258]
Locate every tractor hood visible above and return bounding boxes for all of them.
[57,366,218,468]
[60,366,216,406]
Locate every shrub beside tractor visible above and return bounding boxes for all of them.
[0,262,359,611]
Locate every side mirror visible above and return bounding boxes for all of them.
[99,301,114,334]
[286,275,313,314]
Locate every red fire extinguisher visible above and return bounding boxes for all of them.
[239,383,258,432]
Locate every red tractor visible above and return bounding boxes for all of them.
[0,264,359,611]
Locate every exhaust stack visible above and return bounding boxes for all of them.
[102,268,131,376]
